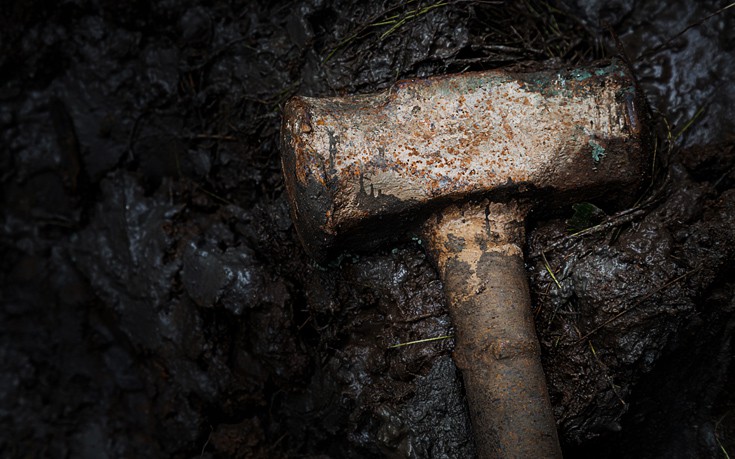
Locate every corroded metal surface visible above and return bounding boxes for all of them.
[281,59,648,258]
[281,61,651,457]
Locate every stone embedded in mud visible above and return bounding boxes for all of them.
[182,242,263,315]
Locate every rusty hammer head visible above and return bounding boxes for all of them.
[281,59,650,259]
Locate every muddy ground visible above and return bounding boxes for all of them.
[1,0,734,457]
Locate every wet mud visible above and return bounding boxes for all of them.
[1,1,734,457]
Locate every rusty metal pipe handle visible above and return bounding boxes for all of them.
[424,202,562,459]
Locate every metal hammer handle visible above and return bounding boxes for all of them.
[424,201,562,458]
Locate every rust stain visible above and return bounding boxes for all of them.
[282,59,648,237]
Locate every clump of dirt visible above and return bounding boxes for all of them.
[528,142,735,455]
[1,0,734,458]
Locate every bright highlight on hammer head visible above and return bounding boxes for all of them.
[281,59,650,259]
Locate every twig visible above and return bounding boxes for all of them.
[637,2,735,60]
[528,207,648,259]
[192,182,236,206]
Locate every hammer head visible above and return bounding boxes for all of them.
[281,59,650,259]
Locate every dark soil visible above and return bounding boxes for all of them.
[1,1,734,457]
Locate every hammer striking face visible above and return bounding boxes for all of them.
[281,59,648,259]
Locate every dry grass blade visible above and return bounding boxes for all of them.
[377,1,448,40]
[324,0,449,63]
[388,334,453,349]
[715,414,732,459]
[542,251,562,289]
[588,341,627,406]
[675,104,707,140]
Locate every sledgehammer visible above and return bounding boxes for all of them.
[280,59,649,458]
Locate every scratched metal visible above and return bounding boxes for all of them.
[281,59,649,257]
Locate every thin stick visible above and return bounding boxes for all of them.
[528,207,648,259]
[638,2,735,60]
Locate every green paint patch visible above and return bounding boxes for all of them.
[589,139,606,162]
[570,69,593,81]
